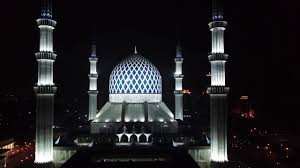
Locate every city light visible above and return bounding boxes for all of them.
[183,89,191,95]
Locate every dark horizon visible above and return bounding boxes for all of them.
[1,0,298,124]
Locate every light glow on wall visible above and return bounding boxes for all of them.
[37,59,54,85]
[210,95,228,163]
[90,61,97,74]
[88,94,97,120]
[211,61,225,86]
[35,152,53,164]
[35,94,54,164]
[89,78,97,90]
[109,94,162,103]
[175,94,183,120]
[211,28,225,54]
[175,62,183,75]
[39,26,54,52]
[175,78,183,90]
[211,153,228,163]
[125,118,130,122]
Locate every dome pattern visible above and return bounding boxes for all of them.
[109,54,162,94]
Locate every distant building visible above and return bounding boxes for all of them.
[183,89,192,120]
[0,138,14,150]
[0,138,15,168]
[240,96,255,119]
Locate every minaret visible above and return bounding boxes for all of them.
[88,44,98,120]
[33,0,57,164]
[208,0,230,166]
[174,33,184,120]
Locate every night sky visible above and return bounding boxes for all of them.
[1,0,298,125]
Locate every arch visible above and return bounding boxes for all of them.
[130,134,137,143]
[139,134,147,143]
[120,134,128,142]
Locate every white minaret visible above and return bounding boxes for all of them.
[174,34,184,120]
[208,0,230,166]
[88,44,98,120]
[33,0,57,164]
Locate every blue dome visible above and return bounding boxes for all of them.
[109,54,162,94]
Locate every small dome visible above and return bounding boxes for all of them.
[109,53,162,103]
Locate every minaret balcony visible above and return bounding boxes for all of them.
[34,85,57,94]
[208,53,228,62]
[89,57,98,61]
[174,57,184,62]
[88,90,99,94]
[174,90,184,94]
[35,52,57,60]
[209,21,227,29]
[89,74,98,78]
[208,86,229,95]
[174,74,184,78]
[37,18,57,27]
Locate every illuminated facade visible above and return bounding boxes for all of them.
[33,0,57,164]
[174,36,184,121]
[208,0,229,164]
[91,49,177,134]
[88,44,99,120]
[109,51,162,103]
[31,0,233,166]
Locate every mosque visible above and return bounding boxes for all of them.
[33,0,229,167]
[90,48,178,135]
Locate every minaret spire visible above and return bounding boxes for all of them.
[88,41,99,121]
[134,45,138,54]
[176,32,182,58]
[34,0,57,165]
[41,0,53,18]
[91,44,97,57]
[212,0,224,21]
[174,31,184,120]
[208,0,229,166]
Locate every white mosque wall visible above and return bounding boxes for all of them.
[53,147,77,166]
[188,147,211,168]
[109,94,162,103]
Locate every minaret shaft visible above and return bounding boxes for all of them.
[174,42,184,120]
[39,26,54,51]
[34,0,56,164]
[88,44,98,121]
[208,0,229,164]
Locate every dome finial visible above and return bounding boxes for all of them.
[134,45,138,54]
